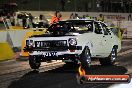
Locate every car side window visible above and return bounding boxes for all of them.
[94,22,103,34]
[86,23,93,32]
[101,23,110,35]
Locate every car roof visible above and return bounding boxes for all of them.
[57,19,96,24]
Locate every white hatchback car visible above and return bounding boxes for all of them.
[24,19,121,69]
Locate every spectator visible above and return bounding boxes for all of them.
[17,13,23,26]
[26,13,34,28]
[82,15,86,19]
[69,13,75,19]
[10,12,15,26]
[92,17,97,20]
[7,13,11,19]
[85,14,91,20]
[22,13,27,29]
[39,14,49,28]
[128,13,132,21]
[50,11,62,24]
[94,17,97,20]
[28,13,34,24]
[97,14,104,22]
[74,13,79,19]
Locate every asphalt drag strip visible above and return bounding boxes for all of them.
[0,39,132,88]
[7,52,132,88]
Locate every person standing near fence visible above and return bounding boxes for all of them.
[128,13,132,21]
[50,11,62,24]
[22,13,27,29]
[98,14,104,22]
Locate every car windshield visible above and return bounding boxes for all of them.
[72,22,93,32]
[48,21,93,34]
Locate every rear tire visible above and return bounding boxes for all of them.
[99,47,117,65]
[29,56,41,69]
[80,47,91,69]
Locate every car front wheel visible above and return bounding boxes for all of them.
[80,47,91,69]
[29,55,41,69]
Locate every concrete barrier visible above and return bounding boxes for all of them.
[0,30,35,60]
[0,30,33,47]
[0,31,7,42]
[8,30,31,47]
[0,42,14,61]
[0,29,48,47]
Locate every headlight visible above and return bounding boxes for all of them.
[29,40,34,46]
[68,38,77,46]
[26,40,34,47]
[26,40,29,46]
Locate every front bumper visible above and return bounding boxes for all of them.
[31,54,80,61]
[24,46,82,52]
[23,46,82,60]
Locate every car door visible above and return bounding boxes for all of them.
[91,22,105,57]
[101,23,113,55]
